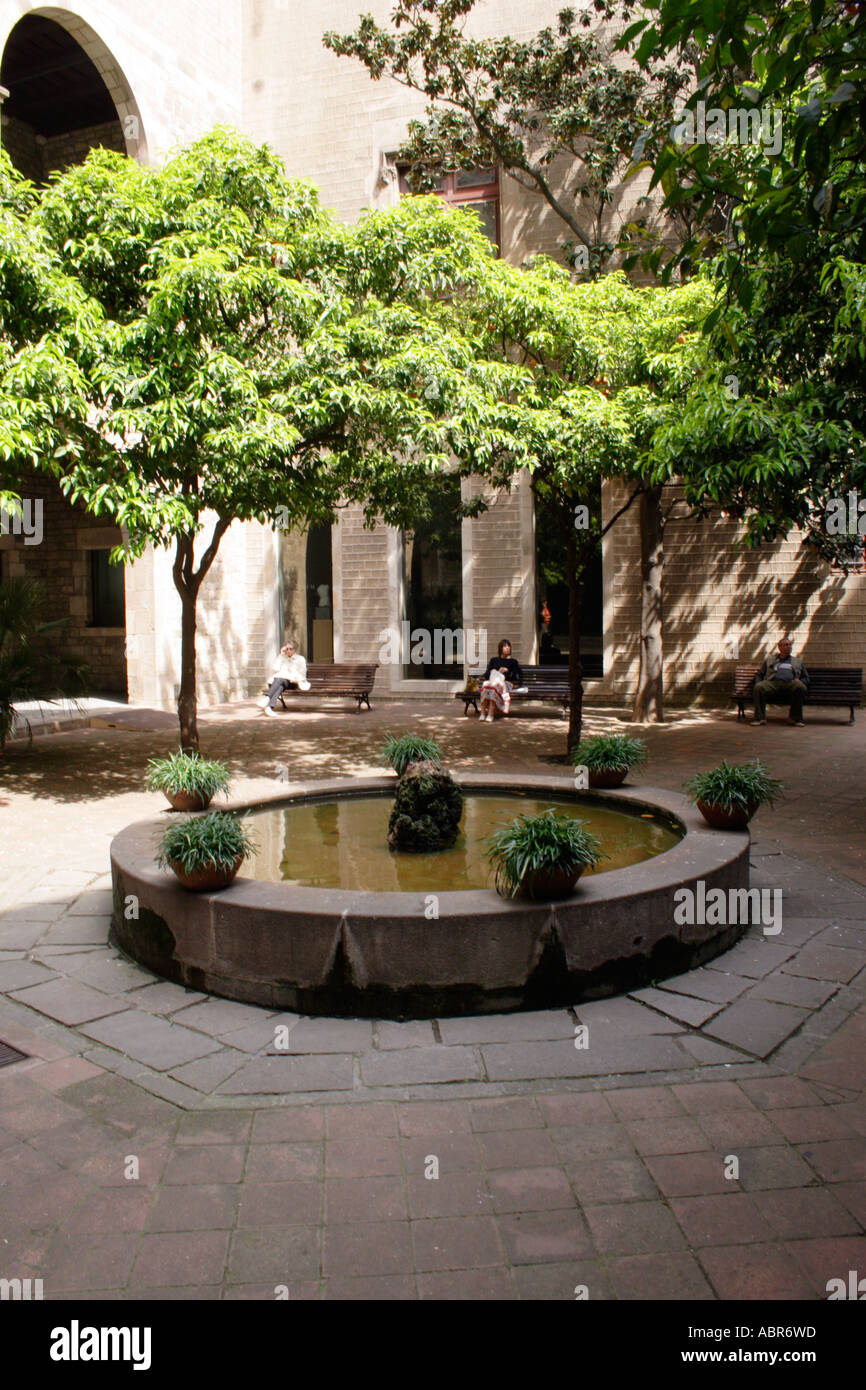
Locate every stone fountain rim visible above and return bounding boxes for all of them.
[111,773,745,919]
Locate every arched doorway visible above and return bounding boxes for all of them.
[1,8,147,183]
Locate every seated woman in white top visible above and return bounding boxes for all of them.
[261,640,310,715]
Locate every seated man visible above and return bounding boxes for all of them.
[752,637,809,725]
[261,640,310,717]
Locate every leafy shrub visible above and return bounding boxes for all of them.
[484,808,604,898]
[684,760,783,813]
[381,732,443,776]
[569,734,648,772]
[157,811,256,873]
[145,749,231,798]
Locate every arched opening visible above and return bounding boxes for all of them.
[0,10,148,700]
[0,9,146,184]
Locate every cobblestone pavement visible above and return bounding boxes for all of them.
[1,699,864,1299]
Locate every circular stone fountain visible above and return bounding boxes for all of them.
[110,773,750,1019]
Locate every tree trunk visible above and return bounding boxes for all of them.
[566,525,584,753]
[632,484,665,724]
[173,534,200,753]
[177,580,199,754]
[171,519,232,753]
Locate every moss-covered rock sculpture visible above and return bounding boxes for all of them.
[387,759,464,852]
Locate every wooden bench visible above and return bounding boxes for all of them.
[268,663,379,714]
[457,665,573,718]
[733,664,863,725]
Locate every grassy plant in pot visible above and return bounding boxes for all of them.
[569,734,648,789]
[381,733,443,776]
[157,811,256,891]
[484,809,604,901]
[685,760,783,831]
[145,750,231,812]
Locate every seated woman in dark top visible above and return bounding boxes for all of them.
[479,639,523,722]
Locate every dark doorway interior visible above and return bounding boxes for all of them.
[305,523,333,662]
[402,477,463,680]
[535,485,604,676]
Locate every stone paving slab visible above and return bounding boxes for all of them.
[703,998,811,1058]
[170,1000,277,1038]
[436,1011,575,1045]
[785,944,866,983]
[77,1011,224,1070]
[630,987,723,1028]
[217,1055,356,1094]
[361,1046,483,1087]
[750,973,840,1008]
[704,939,799,979]
[9,978,131,1026]
[655,969,753,1004]
[481,1036,690,1082]
[0,960,60,990]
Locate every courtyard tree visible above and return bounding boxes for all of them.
[325,1,724,724]
[622,0,866,302]
[0,151,95,521]
[623,1,866,559]
[458,259,711,746]
[31,130,506,751]
[325,1,694,277]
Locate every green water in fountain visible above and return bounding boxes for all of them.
[243,792,681,892]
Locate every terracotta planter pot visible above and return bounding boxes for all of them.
[588,767,628,789]
[521,864,585,900]
[165,789,213,813]
[696,799,759,831]
[168,855,244,891]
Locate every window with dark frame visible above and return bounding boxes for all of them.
[88,547,126,628]
[397,165,500,252]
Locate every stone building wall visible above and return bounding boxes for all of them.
[461,473,537,673]
[0,467,127,692]
[0,110,40,181]
[0,113,125,182]
[240,0,651,269]
[41,117,125,179]
[124,519,283,709]
[598,479,866,708]
[332,504,392,673]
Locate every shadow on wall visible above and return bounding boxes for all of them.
[662,514,855,704]
[196,540,248,705]
[600,496,862,709]
[500,154,668,282]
